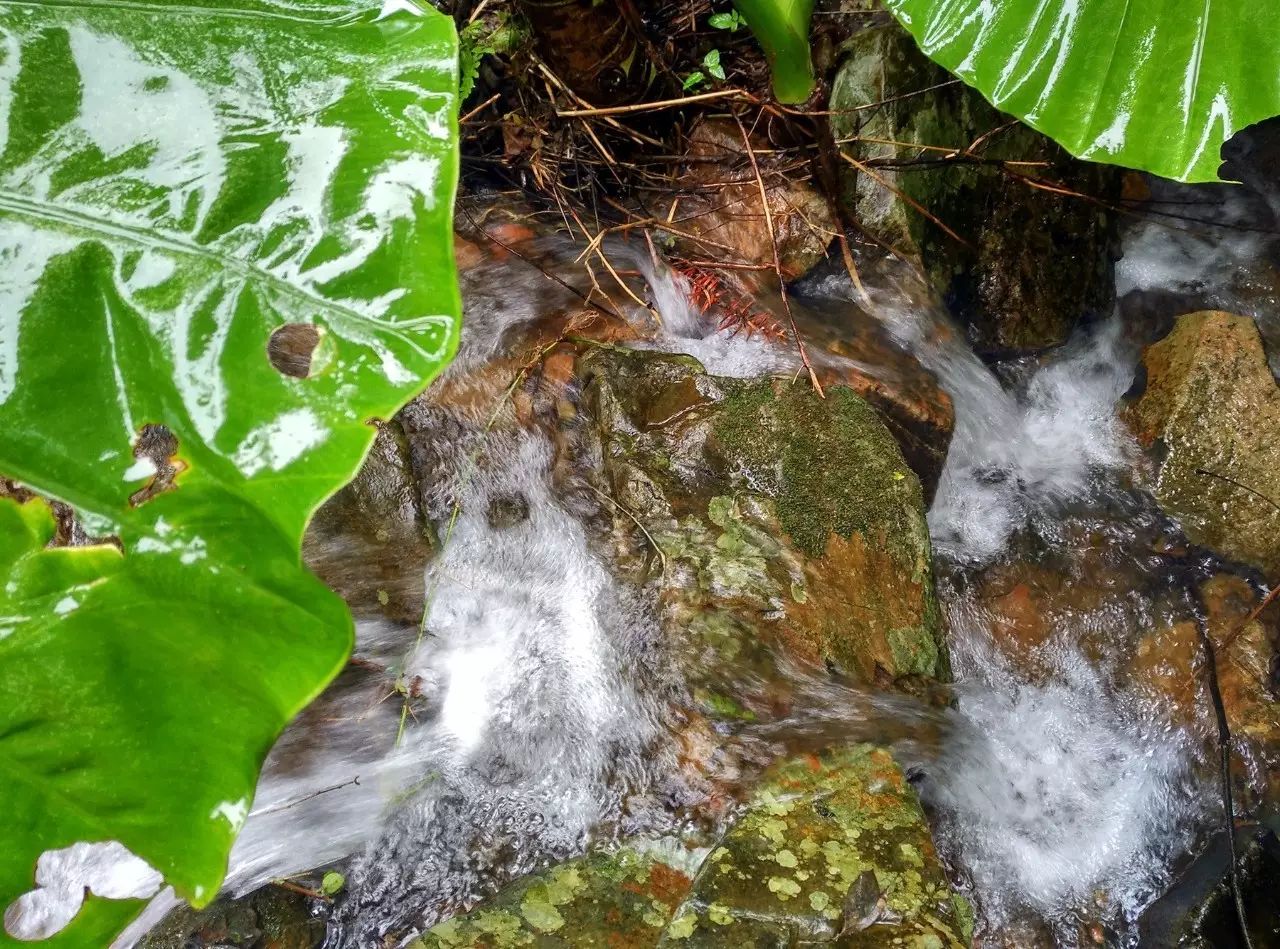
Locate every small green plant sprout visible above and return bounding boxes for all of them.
[703,48,726,80]
[709,9,747,30]
[321,872,346,897]
[683,50,726,90]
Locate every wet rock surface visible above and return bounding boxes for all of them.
[658,745,971,947]
[412,848,693,948]
[137,885,324,949]
[578,345,947,694]
[1139,825,1280,949]
[830,22,1120,356]
[1124,311,1280,576]
[304,419,435,625]
[663,119,835,284]
[1127,572,1280,790]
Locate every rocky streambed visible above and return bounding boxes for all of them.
[135,33,1280,949]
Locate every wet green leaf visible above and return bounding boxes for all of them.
[731,0,815,103]
[0,0,459,943]
[321,871,346,897]
[881,0,1280,182]
[704,48,726,80]
[683,70,708,91]
[709,10,746,31]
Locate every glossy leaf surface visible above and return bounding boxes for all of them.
[0,0,459,941]
[881,0,1280,182]
[732,0,815,103]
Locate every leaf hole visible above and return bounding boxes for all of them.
[268,323,324,379]
[4,842,162,941]
[128,423,186,508]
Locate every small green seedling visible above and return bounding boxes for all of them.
[703,48,726,80]
[321,871,346,897]
[709,10,747,31]
[684,49,727,90]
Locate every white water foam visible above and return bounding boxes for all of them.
[806,268,1139,563]
[922,597,1204,942]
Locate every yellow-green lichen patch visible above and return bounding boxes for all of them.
[664,907,698,939]
[416,846,692,948]
[658,746,970,947]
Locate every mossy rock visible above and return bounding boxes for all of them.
[413,847,693,948]
[1124,311,1280,576]
[580,346,947,691]
[830,22,1119,356]
[658,745,972,947]
[137,885,324,949]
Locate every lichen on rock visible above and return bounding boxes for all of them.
[413,847,693,948]
[579,345,948,692]
[657,745,972,947]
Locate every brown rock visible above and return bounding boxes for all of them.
[664,119,835,283]
[1124,311,1280,575]
[303,419,434,625]
[1128,573,1280,787]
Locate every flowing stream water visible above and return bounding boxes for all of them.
[111,171,1280,948]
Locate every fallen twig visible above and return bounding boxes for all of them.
[838,149,972,250]
[557,88,749,118]
[732,109,822,395]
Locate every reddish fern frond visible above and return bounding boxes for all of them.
[672,259,787,341]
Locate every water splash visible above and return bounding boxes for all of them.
[805,267,1139,562]
[921,595,1204,943]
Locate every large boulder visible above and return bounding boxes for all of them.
[830,22,1120,356]
[1124,311,1280,576]
[414,847,693,948]
[658,746,972,946]
[579,346,948,699]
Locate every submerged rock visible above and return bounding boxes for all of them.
[1139,825,1280,949]
[1127,572,1280,790]
[137,885,324,949]
[658,745,972,946]
[1124,311,1280,576]
[414,847,693,948]
[579,346,947,692]
[303,419,435,625]
[830,22,1119,356]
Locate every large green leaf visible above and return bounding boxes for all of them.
[880,0,1280,182]
[0,0,459,942]
[732,0,816,103]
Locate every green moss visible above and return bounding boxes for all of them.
[887,625,942,677]
[712,382,923,561]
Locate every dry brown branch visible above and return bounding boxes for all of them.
[557,88,750,118]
